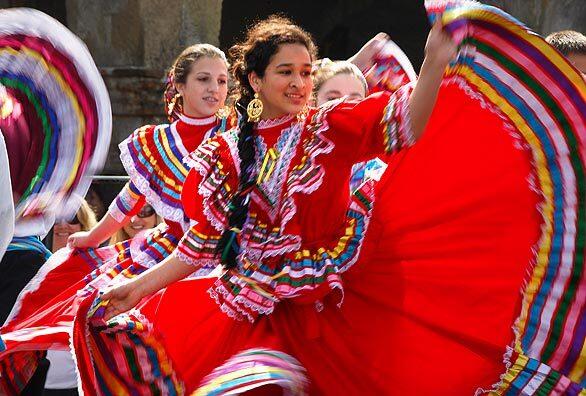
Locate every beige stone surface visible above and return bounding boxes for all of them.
[62,0,223,174]
[482,0,585,34]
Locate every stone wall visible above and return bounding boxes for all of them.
[64,0,223,174]
[1,0,584,176]
[482,0,585,35]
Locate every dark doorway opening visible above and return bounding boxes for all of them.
[220,0,430,71]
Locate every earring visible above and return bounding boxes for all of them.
[216,106,230,133]
[216,106,230,120]
[167,93,181,117]
[296,103,309,123]
[247,92,263,122]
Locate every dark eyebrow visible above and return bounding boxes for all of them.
[196,72,228,78]
[276,63,312,68]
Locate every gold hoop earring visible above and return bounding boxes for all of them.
[247,92,263,122]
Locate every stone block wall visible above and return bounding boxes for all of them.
[64,0,223,174]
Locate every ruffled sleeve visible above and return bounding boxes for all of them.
[106,181,146,223]
[174,132,239,268]
[324,83,415,164]
[118,124,189,224]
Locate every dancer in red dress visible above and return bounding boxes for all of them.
[0,43,231,392]
[67,15,457,395]
[77,5,585,393]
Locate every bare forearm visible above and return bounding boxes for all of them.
[408,58,446,139]
[88,213,128,244]
[133,253,195,297]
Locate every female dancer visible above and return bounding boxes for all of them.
[311,59,386,190]
[81,5,586,393]
[312,59,367,105]
[70,15,456,395]
[0,43,230,392]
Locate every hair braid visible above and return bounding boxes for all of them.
[215,15,316,269]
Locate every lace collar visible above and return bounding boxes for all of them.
[256,114,295,130]
[178,113,217,126]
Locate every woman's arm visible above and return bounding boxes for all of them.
[67,212,129,248]
[348,32,389,72]
[101,252,194,320]
[409,21,457,139]
[68,182,146,248]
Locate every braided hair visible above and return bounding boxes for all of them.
[216,16,317,268]
[163,44,228,122]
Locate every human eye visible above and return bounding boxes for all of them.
[218,78,227,85]
[278,69,292,75]
[197,76,210,82]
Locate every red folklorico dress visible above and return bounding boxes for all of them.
[72,7,586,390]
[72,85,419,395]
[0,113,225,392]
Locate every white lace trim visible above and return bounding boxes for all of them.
[106,202,128,223]
[118,126,189,228]
[256,114,295,130]
[208,287,245,321]
[175,249,219,269]
[252,121,303,223]
[202,202,227,232]
[222,130,242,176]
[278,100,339,234]
[178,113,217,126]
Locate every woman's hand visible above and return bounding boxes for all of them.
[349,32,390,72]
[101,281,145,321]
[423,20,458,70]
[67,230,101,249]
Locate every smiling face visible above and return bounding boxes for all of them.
[122,204,158,238]
[52,220,82,252]
[316,72,367,106]
[250,43,313,119]
[175,56,228,117]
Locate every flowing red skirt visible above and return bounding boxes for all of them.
[73,82,541,395]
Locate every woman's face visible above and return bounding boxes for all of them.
[176,56,228,117]
[123,204,158,238]
[251,43,313,119]
[316,73,366,106]
[52,219,82,252]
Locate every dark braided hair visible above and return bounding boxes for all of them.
[163,44,228,122]
[216,16,317,268]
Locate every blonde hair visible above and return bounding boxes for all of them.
[546,30,586,56]
[77,199,97,231]
[312,59,367,100]
[108,227,131,245]
[108,209,161,245]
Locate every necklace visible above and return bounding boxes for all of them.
[253,122,302,221]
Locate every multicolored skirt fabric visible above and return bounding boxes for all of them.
[0,225,180,393]
[69,2,584,395]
